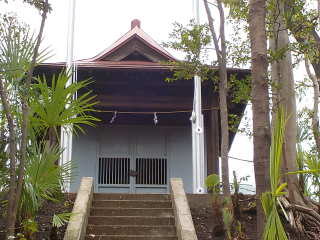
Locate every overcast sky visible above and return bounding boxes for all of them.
[0,0,263,187]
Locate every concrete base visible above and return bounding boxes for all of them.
[64,177,94,240]
[186,193,226,208]
[170,178,198,240]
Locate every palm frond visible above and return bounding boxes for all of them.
[52,212,77,228]
[28,70,100,142]
[20,141,78,219]
[0,26,51,83]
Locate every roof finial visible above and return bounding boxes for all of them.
[131,19,141,29]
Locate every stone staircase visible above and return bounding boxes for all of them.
[84,193,178,240]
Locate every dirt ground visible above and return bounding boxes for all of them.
[191,194,314,240]
[1,193,319,240]
[0,193,76,240]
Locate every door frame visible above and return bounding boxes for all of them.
[95,125,170,193]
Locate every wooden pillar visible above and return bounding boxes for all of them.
[211,107,220,176]
[206,126,213,175]
[206,93,220,177]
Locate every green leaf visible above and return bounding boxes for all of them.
[275,183,287,197]
[20,141,78,219]
[53,212,77,227]
[28,69,100,143]
[205,174,220,190]
[222,207,233,239]
[283,169,320,175]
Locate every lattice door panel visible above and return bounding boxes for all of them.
[98,158,130,184]
[135,158,167,185]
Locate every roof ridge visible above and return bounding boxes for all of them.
[78,23,177,63]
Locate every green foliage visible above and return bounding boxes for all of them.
[52,212,77,228]
[295,116,320,200]
[0,5,87,239]
[222,207,233,239]
[296,143,308,194]
[205,174,221,205]
[261,105,289,240]
[205,174,220,191]
[227,73,252,135]
[223,0,251,68]
[228,74,251,104]
[161,19,213,81]
[19,141,77,220]
[266,0,318,65]
[261,192,287,240]
[231,171,249,216]
[0,0,52,11]
[304,153,320,201]
[236,220,242,235]
[225,196,232,210]
[228,110,253,137]
[22,217,38,234]
[0,13,51,83]
[8,233,26,239]
[261,105,320,239]
[28,70,100,141]
[225,0,319,68]
[0,135,9,199]
[224,0,249,22]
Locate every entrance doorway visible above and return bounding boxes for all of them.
[97,126,169,193]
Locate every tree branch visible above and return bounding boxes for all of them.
[208,1,218,8]
[6,1,49,237]
[0,74,16,235]
[304,56,320,155]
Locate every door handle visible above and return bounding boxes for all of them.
[129,169,138,176]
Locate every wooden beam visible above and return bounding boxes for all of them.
[206,126,214,176]
[91,94,212,110]
[210,96,220,176]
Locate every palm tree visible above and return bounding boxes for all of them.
[28,70,100,148]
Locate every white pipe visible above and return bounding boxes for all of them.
[61,0,76,192]
[191,0,205,194]
[191,116,197,193]
[195,0,200,24]
[66,0,76,76]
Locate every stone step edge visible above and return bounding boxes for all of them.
[90,207,173,210]
[93,193,170,196]
[84,236,178,240]
[87,224,176,227]
[85,235,177,238]
[92,200,171,202]
[88,216,175,219]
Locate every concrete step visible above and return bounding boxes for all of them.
[85,193,178,240]
[93,193,170,201]
[88,216,175,226]
[92,200,172,208]
[86,225,176,236]
[90,207,173,217]
[84,235,178,240]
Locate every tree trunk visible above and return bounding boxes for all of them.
[248,0,271,238]
[49,125,59,165]
[305,58,320,156]
[0,74,17,239]
[269,1,303,206]
[5,2,49,238]
[203,0,230,197]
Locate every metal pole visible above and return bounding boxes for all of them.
[191,0,205,194]
[61,0,76,192]
[66,0,76,77]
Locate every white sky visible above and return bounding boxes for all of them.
[4,0,315,189]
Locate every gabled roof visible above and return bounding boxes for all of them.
[79,19,177,63]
